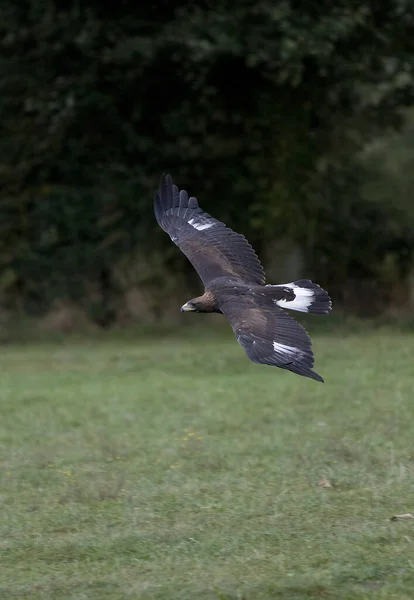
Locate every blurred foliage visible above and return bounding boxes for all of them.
[0,0,414,321]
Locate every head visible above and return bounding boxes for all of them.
[180,299,201,313]
[180,292,217,314]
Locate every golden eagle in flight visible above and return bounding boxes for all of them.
[154,174,332,382]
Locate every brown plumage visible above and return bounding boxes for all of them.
[154,174,332,382]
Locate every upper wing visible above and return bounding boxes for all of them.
[154,174,265,287]
[219,293,324,382]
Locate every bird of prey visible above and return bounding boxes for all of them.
[154,174,332,382]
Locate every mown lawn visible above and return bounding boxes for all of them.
[1,325,414,599]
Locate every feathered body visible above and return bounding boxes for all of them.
[154,174,332,382]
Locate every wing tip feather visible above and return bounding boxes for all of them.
[156,173,200,214]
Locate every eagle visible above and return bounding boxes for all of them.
[154,174,332,382]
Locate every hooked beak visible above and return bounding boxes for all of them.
[181,302,197,312]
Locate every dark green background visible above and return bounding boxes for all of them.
[1,0,413,323]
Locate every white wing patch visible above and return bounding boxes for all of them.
[196,222,214,231]
[273,341,302,358]
[188,218,214,232]
[168,214,214,243]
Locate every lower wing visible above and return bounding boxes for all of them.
[220,298,324,382]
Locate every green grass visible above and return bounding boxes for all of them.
[1,325,414,599]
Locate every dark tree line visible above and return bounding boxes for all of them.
[1,0,414,322]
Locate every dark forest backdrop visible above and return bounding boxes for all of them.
[1,0,414,328]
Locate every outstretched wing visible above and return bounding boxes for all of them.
[154,174,265,287]
[219,293,324,382]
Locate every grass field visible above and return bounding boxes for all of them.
[1,324,414,599]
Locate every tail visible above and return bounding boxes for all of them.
[265,280,332,315]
